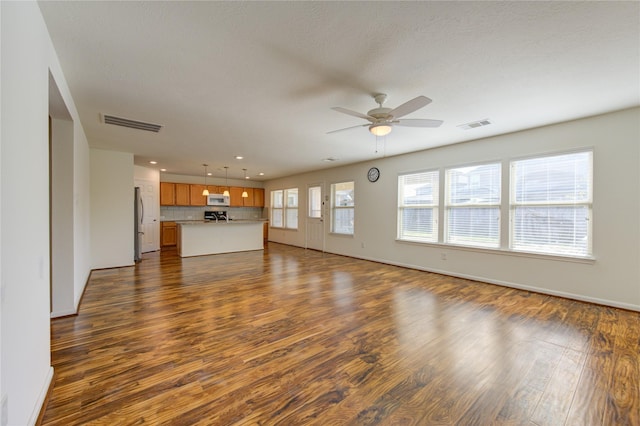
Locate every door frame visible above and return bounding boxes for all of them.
[305,182,325,252]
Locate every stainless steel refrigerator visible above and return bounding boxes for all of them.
[134,186,144,262]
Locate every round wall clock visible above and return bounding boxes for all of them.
[367,167,380,182]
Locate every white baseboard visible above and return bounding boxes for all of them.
[50,308,76,318]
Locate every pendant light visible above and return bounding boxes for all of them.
[241,168,248,198]
[201,164,209,196]
[222,166,230,197]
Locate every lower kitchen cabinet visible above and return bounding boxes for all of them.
[161,221,177,248]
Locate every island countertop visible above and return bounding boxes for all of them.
[176,220,264,257]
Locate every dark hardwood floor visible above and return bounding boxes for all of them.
[42,243,639,425]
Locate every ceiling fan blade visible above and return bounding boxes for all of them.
[388,96,432,119]
[395,118,443,128]
[331,106,374,121]
[327,123,368,134]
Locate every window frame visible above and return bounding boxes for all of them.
[444,162,502,249]
[330,181,355,235]
[397,169,439,243]
[509,149,593,257]
[270,188,299,230]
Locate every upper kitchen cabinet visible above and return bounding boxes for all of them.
[243,188,255,206]
[160,182,176,205]
[228,187,264,207]
[253,188,265,207]
[229,186,244,207]
[175,183,190,206]
[189,185,208,206]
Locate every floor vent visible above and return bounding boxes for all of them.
[102,114,162,133]
[457,119,492,130]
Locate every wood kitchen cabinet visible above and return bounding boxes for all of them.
[253,188,265,207]
[160,182,176,205]
[189,185,208,206]
[161,221,177,247]
[175,184,190,205]
[263,221,268,245]
[228,186,265,207]
[243,188,255,206]
[229,186,244,207]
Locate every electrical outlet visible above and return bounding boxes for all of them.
[361,242,365,248]
[441,253,447,261]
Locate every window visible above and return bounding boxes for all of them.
[285,188,298,229]
[331,181,354,235]
[271,190,283,227]
[270,188,298,229]
[398,170,439,242]
[445,163,501,248]
[510,151,592,257]
[308,186,322,218]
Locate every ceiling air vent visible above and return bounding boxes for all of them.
[102,114,162,133]
[457,119,492,130]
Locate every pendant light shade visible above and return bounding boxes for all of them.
[202,164,209,196]
[222,166,230,197]
[241,168,248,197]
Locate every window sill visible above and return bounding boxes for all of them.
[330,232,354,238]
[395,239,595,264]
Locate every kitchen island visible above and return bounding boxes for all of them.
[177,220,265,257]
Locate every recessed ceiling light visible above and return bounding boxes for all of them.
[160,168,167,172]
[207,172,212,176]
[235,156,244,160]
[149,160,157,165]
[259,172,264,176]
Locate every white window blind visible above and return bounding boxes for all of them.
[270,190,283,228]
[271,189,298,229]
[510,151,592,256]
[331,181,354,235]
[285,188,298,229]
[398,170,439,242]
[445,163,501,248]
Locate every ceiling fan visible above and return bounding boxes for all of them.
[329,93,443,136]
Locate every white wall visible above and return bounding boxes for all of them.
[134,165,160,182]
[161,172,264,188]
[265,108,640,311]
[90,149,134,269]
[1,2,92,424]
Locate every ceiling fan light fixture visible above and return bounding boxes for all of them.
[369,123,392,136]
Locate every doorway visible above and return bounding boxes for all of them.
[135,178,159,253]
[49,72,75,317]
[306,183,324,251]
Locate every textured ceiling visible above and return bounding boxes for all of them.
[38,1,640,181]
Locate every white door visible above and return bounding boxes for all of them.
[135,179,159,253]
[306,183,324,251]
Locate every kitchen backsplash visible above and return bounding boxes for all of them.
[160,206,266,221]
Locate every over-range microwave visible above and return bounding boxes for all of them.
[207,193,230,206]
